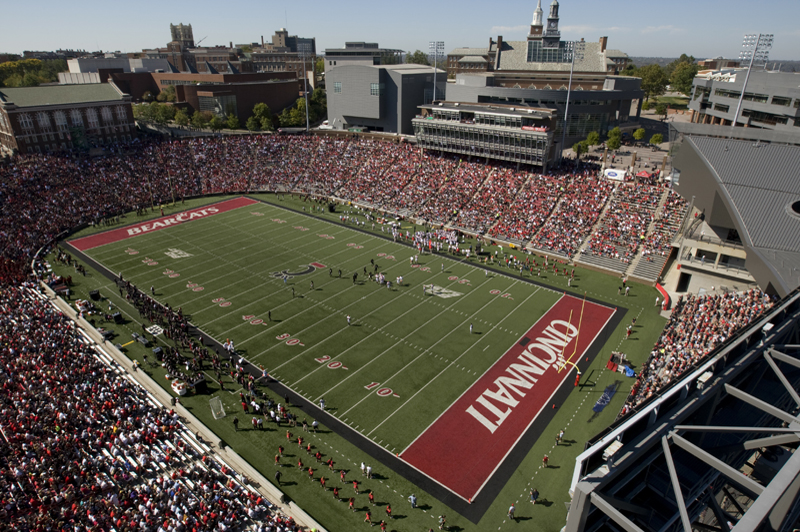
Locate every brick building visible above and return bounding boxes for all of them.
[0,83,135,155]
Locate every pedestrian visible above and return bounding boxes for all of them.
[346,315,351,326]
[292,287,295,298]
[364,510,372,526]
[542,454,549,467]
[308,467,314,481]
[385,503,392,520]
[438,515,447,529]
[268,310,272,321]
[320,476,326,490]
[366,464,372,479]
[408,493,417,509]
[368,491,375,506]
[333,486,340,500]
[360,462,366,476]
[380,520,387,532]
[150,285,155,295]
[303,419,308,432]
[441,263,444,272]
[310,281,314,291]
[312,419,319,432]
[556,430,563,445]
[233,416,239,431]
[320,397,326,410]
[655,296,660,307]
[274,471,281,486]
[625,286,630,297]
[530,487,539,505]
[508,503,515,519]
[469,323,473,334]
[340,469,346,483]
[349,497,355,512]
[353,480,359,494]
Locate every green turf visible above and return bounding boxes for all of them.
[52,193,668,532]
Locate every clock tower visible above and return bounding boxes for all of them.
[542,0,561,48]
[528,0,544,40]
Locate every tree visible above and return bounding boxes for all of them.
[649,133,664,147]
[607,126,622,141]
[664,53,696,79]
[670,62,700,96]
[315,57,324,75]
[633,128,646,142]
[641,100,651,111]
[586,131,600,147]
[245,116,260,131]
[606,135,622,151]
[252,103,273,131]
[655,103,668,120]
[226,113,240,130]
[406,50,430,66]
[174,109,189,127]
[142,91,155,103]
[572,141,588,160]
[191,111,207,129]
[637,64,668,100]
[619,64,638,77]
[151,103,175,125]
[157,85,177,103]
[209,116,225,132]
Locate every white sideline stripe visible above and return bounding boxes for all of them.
[342,278,517,419]
[369,283,541,441]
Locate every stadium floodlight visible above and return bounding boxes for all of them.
[429,41,445,102]
[731,33,773,131]
[560,40,586,160]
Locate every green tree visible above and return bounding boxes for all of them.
[174,109,189,127]
[664,53,696,79]
[151,103,175,125]
[633,128,646,142]
[572,141,588,160]
[245,116,261,131]
[191,111,207,129]
[252,103,274,131]
[209,116,225,132]
[157,85,177,102]
[142,91,155,103]
[226,113,240,130]
[0,58,66,87]
[655,103,668,120]
[637,64,668,100]
[606,135,622,151]
[649,133,664,147]
[315,57,324,75]
[607,126,622,141]
[586,131,600,147]
[670,62,700,96]
[619,64,638,77]
[641,100,651,111]
[406,50,430,65]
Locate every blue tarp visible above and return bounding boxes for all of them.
[593,384,618,413]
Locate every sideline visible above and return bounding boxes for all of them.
[39,281,327,532]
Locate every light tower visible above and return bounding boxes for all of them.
[731,33,773,130]
[429,41,445,102]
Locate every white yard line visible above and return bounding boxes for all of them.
[339,279,520,418]
[367,285,543,439]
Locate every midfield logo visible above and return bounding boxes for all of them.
[164,248,193,259]
[270,262,327,279]
[146,325,164,336]
[428,285,462,299]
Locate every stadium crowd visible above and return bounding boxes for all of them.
[0,283,299,531]
[0,133,780,528]
[622,289,775,413]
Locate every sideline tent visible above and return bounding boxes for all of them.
[636,170,651,178]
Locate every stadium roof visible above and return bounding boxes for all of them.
[0,83,125,108]
[567,288,800,532]
[670,122,800,296]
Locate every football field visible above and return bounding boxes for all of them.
[68,196,618,504]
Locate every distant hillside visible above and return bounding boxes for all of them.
[629,56,799,72]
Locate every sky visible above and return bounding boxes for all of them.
[1,0,798,61]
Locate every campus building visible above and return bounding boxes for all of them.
[0,83,136,155]
[688,69,800,132]
[440,0,642,157]
[322,42,404,77]
[413,101,557,169]
[326,64,443,134]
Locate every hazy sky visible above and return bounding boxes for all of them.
[2,0,797,61]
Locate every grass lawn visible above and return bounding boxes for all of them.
[52,193,667,532]
[653,95,690,110]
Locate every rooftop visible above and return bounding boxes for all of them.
[419,101,555,119]
[0,83,125,108]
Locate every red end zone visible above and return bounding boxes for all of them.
[69,197,258,251]
[400,294,615,501]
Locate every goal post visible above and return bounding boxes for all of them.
[209,396,226,420]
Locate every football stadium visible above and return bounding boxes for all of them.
[1,127,799,532]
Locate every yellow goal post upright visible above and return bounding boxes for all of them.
[557,292,588,376]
